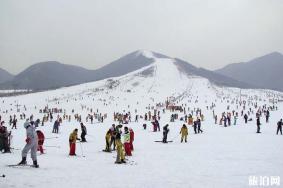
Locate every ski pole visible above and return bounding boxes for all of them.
[45,145,60,148]
[45,136,59,139]
[79,142,85,157]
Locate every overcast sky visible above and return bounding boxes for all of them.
[0,0,282,74]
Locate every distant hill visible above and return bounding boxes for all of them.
[215,52,283,91]
[174,58,253,89]
[0,51,155,91]
[0,68,14,84]
[3,50,280,91]
[0,61,94,90]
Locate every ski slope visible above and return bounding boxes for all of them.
[1,51,283,188]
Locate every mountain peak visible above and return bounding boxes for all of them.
[249,51,283,64]
[135,50,155,59]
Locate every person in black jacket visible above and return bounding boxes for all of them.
[197,118,203,133]
[244,114,248,124]
[193,120,198,134]
[265,110,270,123]
[80,122,87,142]
[162,124,169,143]
[256,116,261,133]
[276,119,282,135]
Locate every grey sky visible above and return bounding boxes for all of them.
[0,0,282,74]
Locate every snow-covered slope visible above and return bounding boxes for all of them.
[1,50,283,188]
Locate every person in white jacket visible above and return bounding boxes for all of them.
[18,119,39,168]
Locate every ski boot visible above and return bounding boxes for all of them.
[32,160,39,168]
[18,157,27,165]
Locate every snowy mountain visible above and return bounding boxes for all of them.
[0,50,254,91]
[0,68,13,84]
[216,52,283,91]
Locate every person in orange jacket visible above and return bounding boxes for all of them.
[36,130,45,154]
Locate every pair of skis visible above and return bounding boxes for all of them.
[154,140,173,143]
[7,164,39,168]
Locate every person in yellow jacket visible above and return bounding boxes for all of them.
[201,114,204,121]
[115,130,126,164]
[69,129,80,155]
[180,124,188,143]
[103,129,112,152]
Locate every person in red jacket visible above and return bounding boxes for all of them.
[129,128,134,151]
[36,130,45,154]
[123,127,132,156]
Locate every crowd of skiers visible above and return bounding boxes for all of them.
[0,95,282,169]
[102,124,135,164]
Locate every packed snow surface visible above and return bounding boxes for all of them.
[1,51,283,188]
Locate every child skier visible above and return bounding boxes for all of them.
[36,130,45,154]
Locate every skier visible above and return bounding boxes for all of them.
[180,124,188,143]
[123,127,132,156]
[104,129,112,152]
[152,121,157,132]
[162,124,170,143]
[156,120,160,131]
[244,114,248,124]
[265,110,270,123]
[11,118,17,129]
[0,126,11,153]
[256,116,261,133]
[193,120,198,134]
[52,119,60,133]
[214,115,217,124]
[233,116,237,125]
[129,128,134,151]
[69,129,80,156]
[18,120,39,168]
[36,130,45,154]
[115,129,126,164]
[197,119,203,133]
[276,119,282,135]
[110,124,116,150]
[80,122,87,142]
